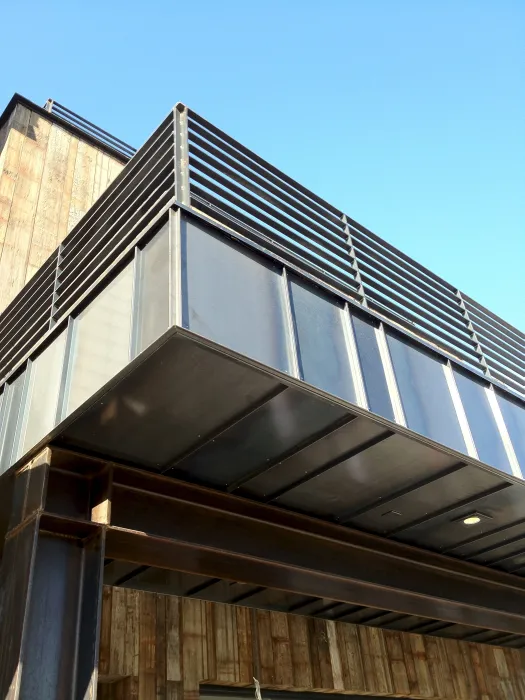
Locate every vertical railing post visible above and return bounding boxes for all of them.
[49,244,63,330]
[456,289,490,377]
[173,103,190,206]
[342,214,368,308]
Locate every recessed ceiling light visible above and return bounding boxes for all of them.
[453,511,492,527]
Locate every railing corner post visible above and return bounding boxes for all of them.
[174,103,190,207]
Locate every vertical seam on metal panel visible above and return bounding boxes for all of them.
[281,268,301,378]
[486,387,522,479]
[443,361,478,459]
[129,247,142,360]
[376,324,406,426]
[14,360,34,465]
[55,316,76,423]
[342,305,368,409]
[172,208,183,328]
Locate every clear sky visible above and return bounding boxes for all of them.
[1,0,524,330]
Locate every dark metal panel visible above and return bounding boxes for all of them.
[19,330,67,457]
[288,275,356,403]
[60,336,283,469]
[275,432,458,520]
[65,261,134,417]
[386,332,467,452]
[453,368,512,474]
[445,520,525,559]
[351,313,395,420]
[392,482,525,551]
[496,392,525,469]
[181,214,292,374]
[134,221,170,355]
[172,387,350,488]
[239,416,385,500]
[0,367,29,475]
[348,464,504,535]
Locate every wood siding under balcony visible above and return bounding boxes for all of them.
[98,586,525,700]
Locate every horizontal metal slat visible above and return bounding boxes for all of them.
[490,370,525,397]
[358,262,470,338]
[464,295,525,342]
[354,246,465,323]
[365,289,480,360]
[466,308,525,358]
[188,132,346,242]
[58,146,174,289]
[189,163,352,272]
[190,191,361,301]
[190,176,356,286]
[61,123,174,262]
[189,142,347,249]
[361,276,478,355]
[55,175,174,315]
[188,115,342,223]
[479,336,525,374]
[352,230,457,304]
[352,236,458,311]
[0,260,56,338]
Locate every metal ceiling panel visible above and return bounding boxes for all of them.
[274,432,459,519]
[349,464,505,535]
[393,485,525,551]
[239,416,387,501]
[171,386,350,488]
[60,335,282,469]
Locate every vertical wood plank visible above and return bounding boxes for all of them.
[68,138,96,231]
[0,105,31,256]
[57,135,78,240]
[336,621,366,694]
[99,586,113,680]
[182,598,203,700]
[384,630,411,696]
[235,604,253,685]
[166,596,182,683]
[156,594,167,700]
[270,611,293,688]
[288,614,313,690]
[139,591,157,700]
[325,620,344,691]
[410,634,435,698]
[26,123,70,282]
[256,610,275,686]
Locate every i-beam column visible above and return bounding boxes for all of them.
[0,449,106,700]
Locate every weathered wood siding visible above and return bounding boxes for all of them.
[0,103,124,313]
[99,586,525,700]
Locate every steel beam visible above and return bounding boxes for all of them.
[0,450,105,700]
[47,451,525,637]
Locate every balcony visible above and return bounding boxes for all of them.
[1,102,525,581]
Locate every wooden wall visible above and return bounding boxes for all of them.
[0,102,124,313]
[98,586,525,700]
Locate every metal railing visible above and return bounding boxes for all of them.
[0,102,523,400]
[44,99,136,160]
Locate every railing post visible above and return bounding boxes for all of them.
[342,214,368,307]
[173,103,190,206]
[456,289,490,377]
[49,245,63,330]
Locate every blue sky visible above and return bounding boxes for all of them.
[1,0,524,330]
